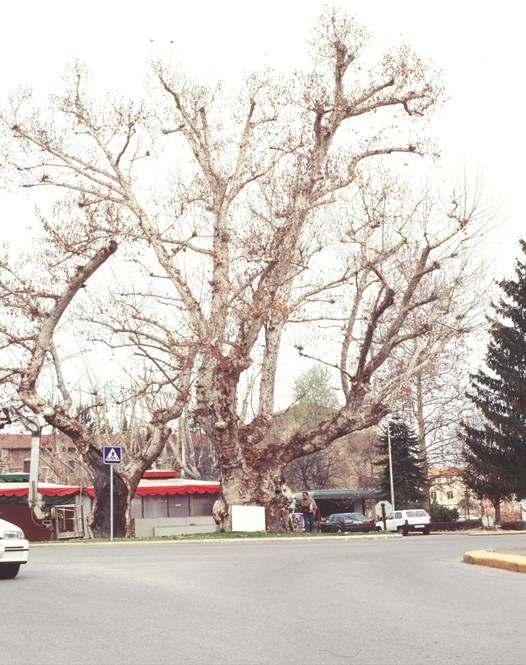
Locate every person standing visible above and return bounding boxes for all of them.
[272,488,292,531]
[287,495,296,531]
[300,491,317,532]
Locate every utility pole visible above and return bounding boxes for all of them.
[14,411,44,512]
[387,421,395,511]
[28,426,42,509]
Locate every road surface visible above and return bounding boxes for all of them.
[2,534,525,665]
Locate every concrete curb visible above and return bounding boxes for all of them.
[466,531,526,537]
[463,550,526,573]
[29,531,526,548]
[415,530,526,537]
[427,530,526,537]
[30,533,402,548]
[420,530,526,537]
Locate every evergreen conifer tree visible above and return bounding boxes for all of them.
[375,416,427,507]
[462,240,526,510]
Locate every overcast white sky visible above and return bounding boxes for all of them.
[1,0,523,276]
[0,0,524,412]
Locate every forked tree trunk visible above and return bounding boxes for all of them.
[84,439,162,538]
[202,357,384,532]
[90,463,129,538]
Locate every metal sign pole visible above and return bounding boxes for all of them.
[110,464,114,542]
[103,446,122,541]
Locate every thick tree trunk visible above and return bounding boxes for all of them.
[213,465,286,532]
[82,425,171,537]
[85,448,146,538]
[90,463,131,538]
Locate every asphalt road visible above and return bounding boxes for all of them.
[2,534,526,665]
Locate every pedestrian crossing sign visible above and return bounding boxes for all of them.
[103,446,123,464]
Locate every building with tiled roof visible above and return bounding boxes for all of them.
[0,433,80,483]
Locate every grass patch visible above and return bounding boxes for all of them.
[32,530,385,545]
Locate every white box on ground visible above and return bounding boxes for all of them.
[231,505,266,532]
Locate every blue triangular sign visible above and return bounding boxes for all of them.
[103,446,122,464]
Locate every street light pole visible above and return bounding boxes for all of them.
[387,421,395,510]
[28,427,41,510]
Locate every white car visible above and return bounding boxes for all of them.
[0,518,29,579]
[375,509,431,535]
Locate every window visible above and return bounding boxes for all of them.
[168,495,190,518]
[191,494,217,517]
[447,491,454,500]
[431,491,437,502]
[394,512,402,519]
[143,495,168,518]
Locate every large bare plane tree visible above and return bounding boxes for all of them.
[1,9,484,529]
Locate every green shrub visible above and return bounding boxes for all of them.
[430,503,459,522]
[501,521,526,531]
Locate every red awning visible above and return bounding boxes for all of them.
[0,477,220,499]
[142,470,180,480]
[136,483,219,496]
[0,484,81,498]
[82,481,220,498]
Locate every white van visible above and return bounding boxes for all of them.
[376,509,431,535]
[0,518,29,578]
